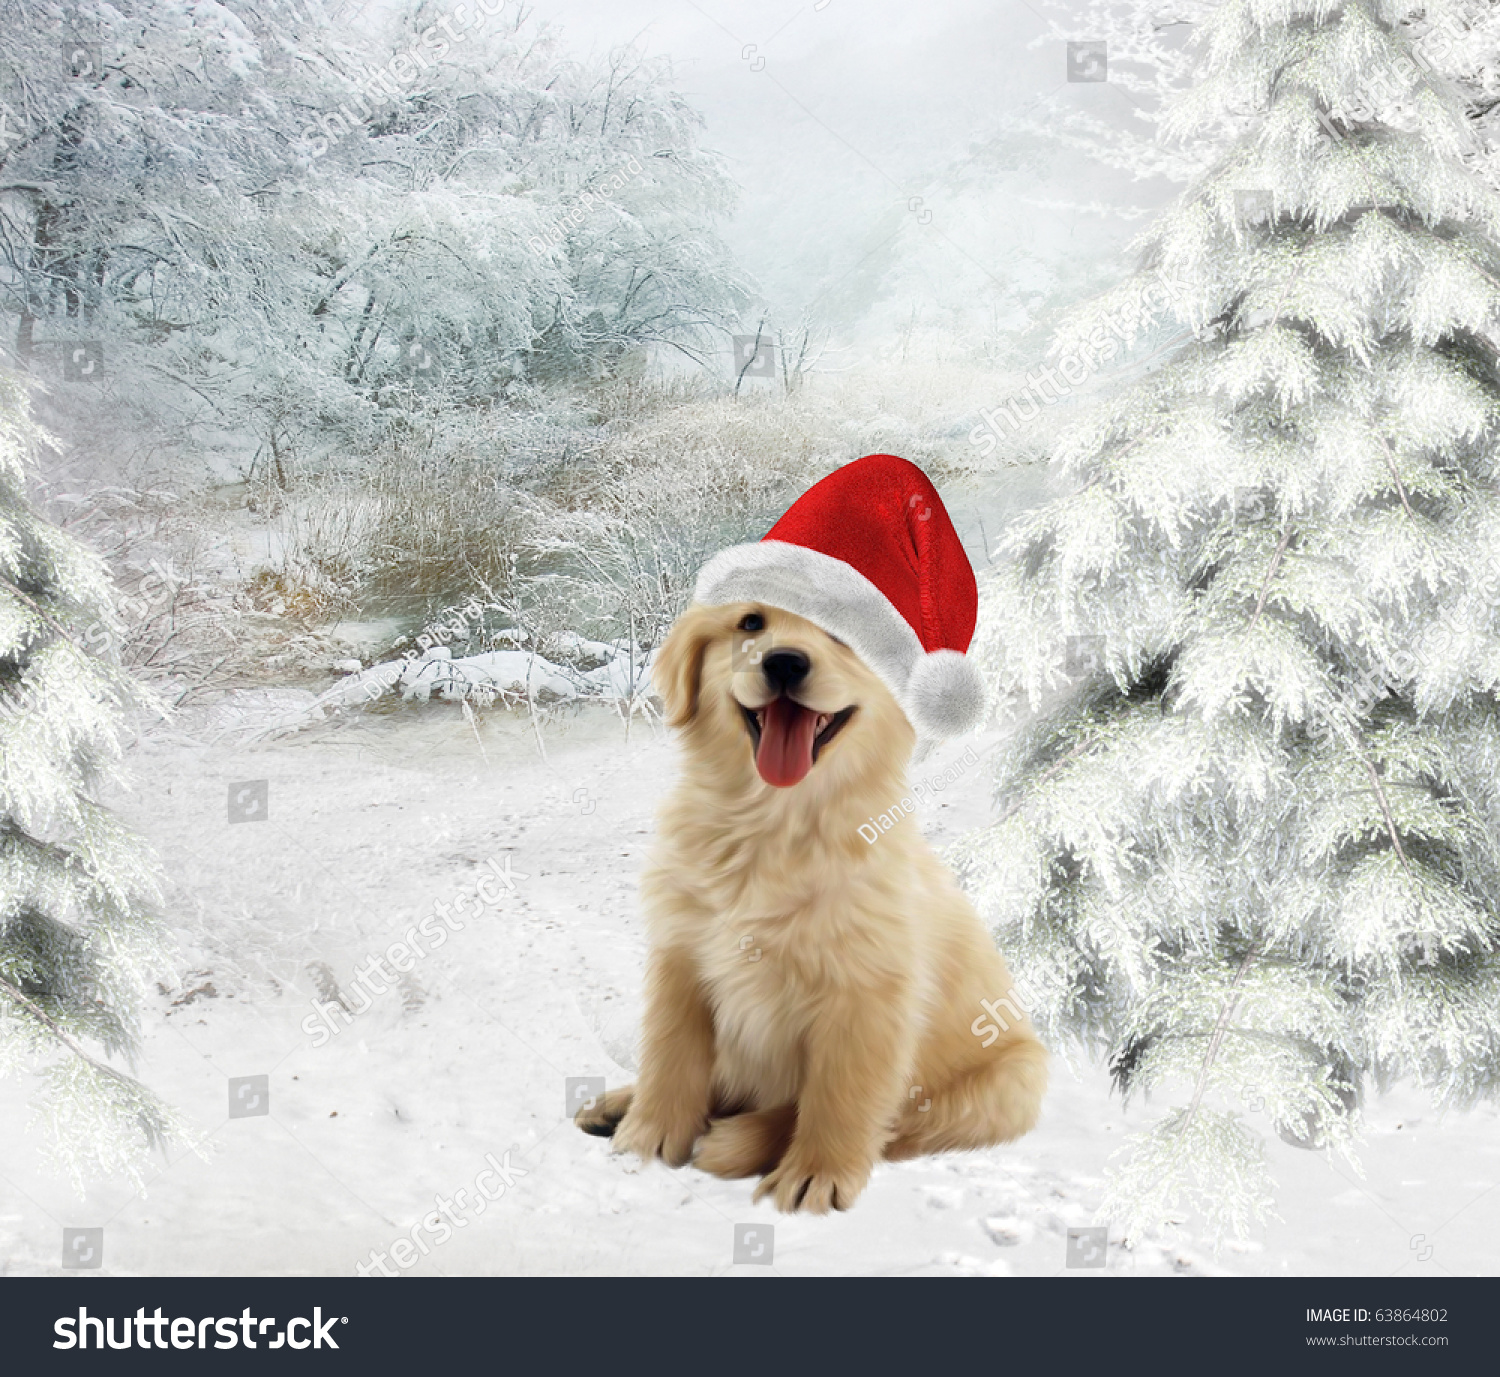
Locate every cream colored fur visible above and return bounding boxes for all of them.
[575,602,1047,1213]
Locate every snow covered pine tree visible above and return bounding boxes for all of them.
[0,376,185,1189]
[956,0,1500,1242]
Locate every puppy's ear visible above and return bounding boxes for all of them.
[652,606,715,728]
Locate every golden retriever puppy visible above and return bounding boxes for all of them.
[576,601,1047,1214]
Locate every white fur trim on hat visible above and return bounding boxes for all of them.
[905,647,987,737]
[694,540,987,737]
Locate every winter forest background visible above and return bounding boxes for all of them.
[4,0,1500,1277]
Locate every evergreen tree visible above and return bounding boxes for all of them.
[0,372,185,1189]
[957,0,1500,1242]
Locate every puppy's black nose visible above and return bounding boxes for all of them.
[761,649,810,691]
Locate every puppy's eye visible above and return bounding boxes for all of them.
[738,612,765,632]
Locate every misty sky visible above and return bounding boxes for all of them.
[519,0,1173,329]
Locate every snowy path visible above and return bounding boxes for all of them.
[1,705,1496,1276]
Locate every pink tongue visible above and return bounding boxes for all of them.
[756,697,819,787]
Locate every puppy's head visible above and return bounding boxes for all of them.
[653,602,913,791]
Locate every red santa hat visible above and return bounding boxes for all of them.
[694,453,988,738]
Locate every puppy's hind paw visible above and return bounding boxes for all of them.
[693,1106,796,1179]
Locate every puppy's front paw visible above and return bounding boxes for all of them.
[752,1146,871,1214]
[610,1103,707,1168]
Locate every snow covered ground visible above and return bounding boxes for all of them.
[1,702,1496,1277]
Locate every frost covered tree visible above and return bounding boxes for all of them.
[0,373,184,1188]
[1027,0,1500,193]
[958,0,1500,1241]
[1013,0,1216,188]
[0,0,747,480]
[297,2,747,393]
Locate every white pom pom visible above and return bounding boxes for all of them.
[904,649,988,738]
